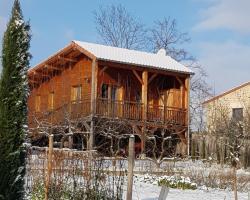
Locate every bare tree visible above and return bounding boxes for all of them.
[94,7,212,155]
[206,95,250,200]
[149,17,191,61]
[189,61,212,132]
[94,5,147,50]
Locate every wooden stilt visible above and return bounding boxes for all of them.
[126,135,135,200]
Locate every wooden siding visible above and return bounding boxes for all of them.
[28,59,92,125]
[28,57,189,128]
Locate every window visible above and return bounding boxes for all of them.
[71,85,82,102]
[48,92,54,110]
[232,108,243,121]
[111,86,118,100]
[35,95,41,112]
[101,84,108,98]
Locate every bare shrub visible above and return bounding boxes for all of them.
[25,147,125,199]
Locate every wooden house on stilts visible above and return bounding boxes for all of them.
[28,41,193,156]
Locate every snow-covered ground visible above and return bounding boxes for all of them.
[124,181,249,200]
[122,173,249,200]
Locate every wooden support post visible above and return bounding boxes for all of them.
[141,71,148,155]
[141,126,146,155]
[91,59,97,114]
[108,85,112,116]
[181,84,185,109]
[90,58,97,150]
[118,85,124,117]
[233,166,238,200]
[184,77,190,122]
[142,71,148,120]
[45,134,53,200]
[126,135,135,200]
[88,120,94,150]
[185,76,190,155]
[133,125,145,155]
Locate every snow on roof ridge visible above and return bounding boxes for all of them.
[73,40,171,58]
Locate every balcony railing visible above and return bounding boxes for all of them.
[30,98,186,126]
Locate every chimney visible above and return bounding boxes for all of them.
[157,48,166,56]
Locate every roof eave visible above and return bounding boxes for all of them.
[98,58,193,75]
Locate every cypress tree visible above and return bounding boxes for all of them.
[0,0,31,199]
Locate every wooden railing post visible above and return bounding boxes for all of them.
[45,134,53,200]
[126,135,135,200]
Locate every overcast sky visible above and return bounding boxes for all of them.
[0,0,249,95]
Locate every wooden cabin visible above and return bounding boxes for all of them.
[28,41,193,155]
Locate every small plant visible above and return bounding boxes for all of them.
[134,174,197,190]
[158,176,197,190]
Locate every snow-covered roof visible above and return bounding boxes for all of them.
[73,41,193,74]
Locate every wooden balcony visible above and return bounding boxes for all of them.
[30,98,187,127]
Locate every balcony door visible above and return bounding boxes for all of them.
[101,84,118,101]
[100,84,119,117]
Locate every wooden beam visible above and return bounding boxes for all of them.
[176,76,183,85]
[98,60,189,78]
[132,70,143,85]
[41,74,50,77]
[156,87,164,103]
[98,66,108,76]
[29,80,38,84]
[28,43,75,74]
[29,71,38,76]
[176,76,187,91]
[181,84,185,109]
[72,42,96,60]
[45,64,62,71]
[58,55,77,63]
[185,77,190,126]
[89,59,98,150]
[91,59,97,114]
[142,71,148,120]
[148,73,158,84]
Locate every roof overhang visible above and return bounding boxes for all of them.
[203,81,250,105]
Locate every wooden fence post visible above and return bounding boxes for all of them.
[68,134,73,149]
[158,186,169,200]
[233,166,238,200]
[45,134,53,200]
[126,135,135,200]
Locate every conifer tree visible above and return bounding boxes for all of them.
[0,0,31,199]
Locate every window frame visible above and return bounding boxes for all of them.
[35,95,41,112]
[232,107,243,121]
[71,85,82,103]
[48,92,55,110]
